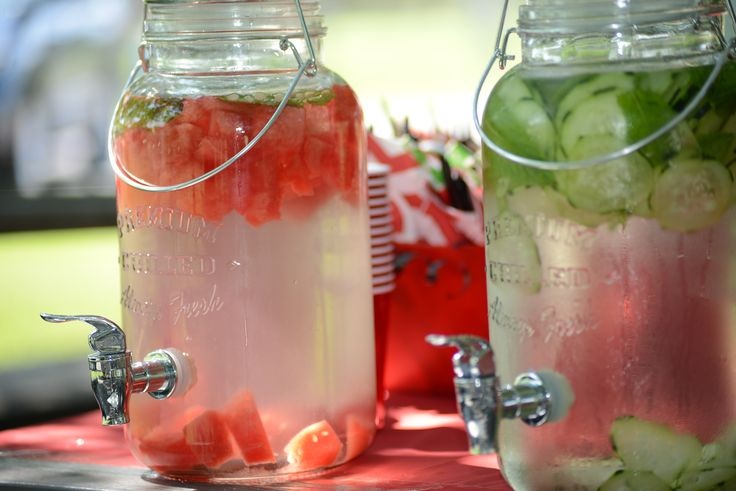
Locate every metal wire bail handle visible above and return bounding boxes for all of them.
[473,0,736,171]
[108,0,318,193]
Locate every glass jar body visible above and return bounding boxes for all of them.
[111,17,376,483]
[482,5,736,490]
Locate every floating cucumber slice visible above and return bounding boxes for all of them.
[697,442,736,468]
[507,185,624,228]
[651,159,732,232]
[676,467,736,491]
[482,149,555,199]
[675,440,736,490]
[485,210,542,294]
[693,107,727,140]
[635,68,697,109]
[555,135,654,214]
[484,71,557,161]
[542,457,623,490]
[707,114,736,165]
[611,416,702,485]
[598,470,671,491]
[559,91,629,155]
[555,72,635,130]
[701,425,736,470]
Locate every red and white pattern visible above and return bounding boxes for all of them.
[367,134,483,247]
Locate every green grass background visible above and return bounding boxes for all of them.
[0,228,120,369]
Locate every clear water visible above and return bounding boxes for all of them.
[483,63,736,489]
[118,198,376,480]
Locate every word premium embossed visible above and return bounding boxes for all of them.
[117,205,221,244]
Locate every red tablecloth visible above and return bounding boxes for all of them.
[0,393,511,490]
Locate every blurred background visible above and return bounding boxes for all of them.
[0,0,519,428]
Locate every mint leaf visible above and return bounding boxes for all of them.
[114,95,183,134]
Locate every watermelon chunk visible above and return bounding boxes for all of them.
[182,409,235,468]
[113,84,363,227]
[137,425,200,472]
[221,391,275,465]
[344,413,375,462]
[284,420,343,470]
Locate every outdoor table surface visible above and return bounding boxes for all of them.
[0,392,511,490]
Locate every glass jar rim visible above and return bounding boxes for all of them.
[143,0,325,40]
[518,0,726,34]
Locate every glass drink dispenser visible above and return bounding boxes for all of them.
[433,1,736,490]
[42,0,376,484]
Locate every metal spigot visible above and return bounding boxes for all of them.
[40,313,188,426]
[426,334,573,455]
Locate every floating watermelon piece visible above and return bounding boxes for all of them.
[284,419,343,470]
[113,84,363,226]
[221,391,275,465]
[344,413,375,462]
[182,408,235,469]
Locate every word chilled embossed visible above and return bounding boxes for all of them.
[121,285,161,320]
[120,252,216,276]
[488,260,535,286]
[117,205,221,244]
[170,284,224,325]
[543,266,591,289]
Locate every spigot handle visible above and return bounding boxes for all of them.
[40,313,126,354]
[426,334,495,378]
[40,313,188,426]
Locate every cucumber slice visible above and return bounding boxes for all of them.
[485,209,542,294]
[555,72,635,130]
[651,159,732,232]
[544,457,623,490]
[635,68,697,109]
[699,114,736,164]
[693,107,727,140]
[559,91,629,155]
[555,135,654,214]
[676,467,736,491]
[690,425,736,471]
[507,185,624,228]
[636,70,676,96]
[598,470,671,491]
[484,72,556,161]
[611,416,702,485]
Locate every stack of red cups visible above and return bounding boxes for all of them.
[367,162,395,428]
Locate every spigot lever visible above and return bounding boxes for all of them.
[40,313,126,353]
[40,313,184,426]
